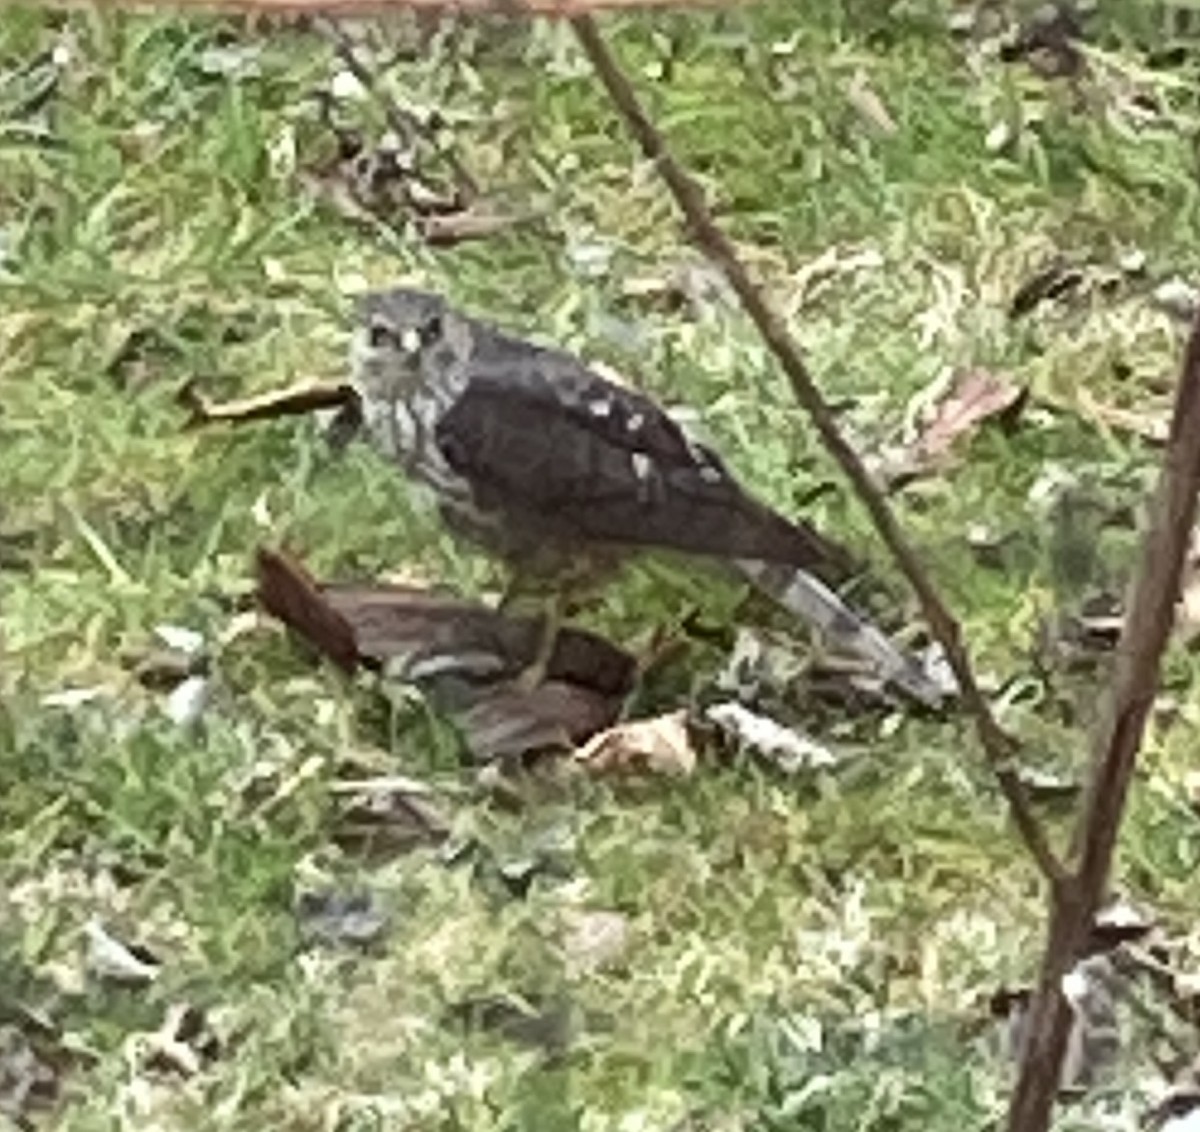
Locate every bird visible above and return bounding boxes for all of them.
[345,286,946,705]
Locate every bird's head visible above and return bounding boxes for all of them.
[350,287,473,402]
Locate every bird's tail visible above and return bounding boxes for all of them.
[733,558,952,708]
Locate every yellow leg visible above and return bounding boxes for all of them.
[515,594,563,692]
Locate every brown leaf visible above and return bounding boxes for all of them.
[255,547,636,759]
[575,710,696,776]
[320,581,635,696]
[912,369,1028,464]
[458,681,621,761]
[256,548,359,673]
[330,775,450,859]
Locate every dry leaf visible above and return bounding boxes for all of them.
[330,775,450,858]
[0,1024,60,1124]
[912,368,1027,464]
[84,920,160,986]
[560,908,630,975]
[138,1004,222,1078]
[704,701,840,774]
[256,547,635,759]
[847,69,897,134]
[295,887,389,948]
[457,681,621,761]
[575,711,695,776]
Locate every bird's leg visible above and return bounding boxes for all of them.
[515,592,564,692]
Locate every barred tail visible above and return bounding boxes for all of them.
[734,558,951,708]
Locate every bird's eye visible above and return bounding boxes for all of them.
[367,320,395,349]
[419,313,443,345]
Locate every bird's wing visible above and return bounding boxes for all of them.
[432,345,857,583]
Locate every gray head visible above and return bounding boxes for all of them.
[350,287,474,403]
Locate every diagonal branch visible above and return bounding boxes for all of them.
[570,14,1065,886]
[1005,308,1200,1129]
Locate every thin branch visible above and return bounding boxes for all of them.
[1006,308,1200,1130]
[74,0,746,11]
[569,14,1065,885]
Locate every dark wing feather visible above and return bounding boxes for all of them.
[434,338,858,584]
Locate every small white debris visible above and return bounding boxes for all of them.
[164,675,209,727]
[153,624,205,657]
[705,701,840,774]
[85,920,159,985]
[1154,278,1200,321]
[329,68,366,101]
[251,491,273,528]
[41,686,106,709]
[1118,248,1147,276]
[1163,1108,1200,1132]
[984,121,1013,153]
[51,41,72,68]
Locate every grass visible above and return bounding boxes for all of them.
[5,1,1200,1128]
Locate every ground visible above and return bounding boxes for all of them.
[4,2,1200,1129]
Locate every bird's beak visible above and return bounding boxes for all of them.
[399,327,422,359]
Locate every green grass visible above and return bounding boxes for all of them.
[5,2,1200,1128]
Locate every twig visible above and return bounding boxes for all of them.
[570,14,1065,885]
[179,378,356,426]
[1006,308,1200,1129]
[100,0,742,10]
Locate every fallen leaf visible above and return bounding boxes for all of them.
[910,368,1028,466]
[163,674,209,727]
[575,711,695,776]
[257,548,635,758]
[84,920,159,986]
[0,1024,60,1124]
[295,887,388,948]
[457,681,621,762]
[1086,898,1155,955]
[560,908,629,975]
[704,701,841,774]
[138,1003,222,1078]
[256,548,359,673]
[846,69,897,134]
[330,775,450,859]
[1154,278,1200,322]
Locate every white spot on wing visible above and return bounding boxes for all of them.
[589,399,611,418]
[627,412,645,432]
[631,452,652,480]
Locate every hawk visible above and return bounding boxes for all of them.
[346,286,945,705]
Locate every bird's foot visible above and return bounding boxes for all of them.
[514,607,562,692]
